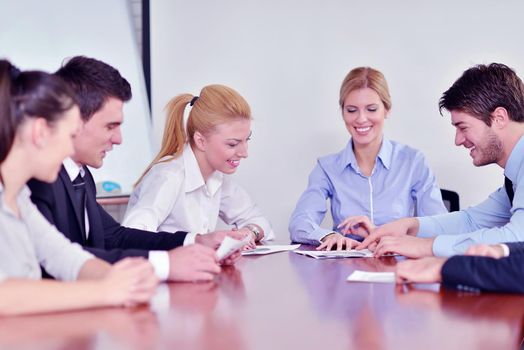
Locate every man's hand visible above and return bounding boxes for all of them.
[167,245,221,282]
[337,215,374,237]
[195,230,245,249]
[465,244,505,259]
[356,217,420,250]
[396,257,447,283]
[373,236,435,258]
[316,233,359,251]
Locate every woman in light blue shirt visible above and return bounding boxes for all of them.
[289,67,447,249]
[0,60,158,315]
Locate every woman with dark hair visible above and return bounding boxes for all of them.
[0,60,158,315]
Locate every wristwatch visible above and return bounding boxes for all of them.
[244,224,261,241]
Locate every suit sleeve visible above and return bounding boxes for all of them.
[507,242,524,254]
[98,203,188,251]
[27,179,58,226]
[441,254,524,293]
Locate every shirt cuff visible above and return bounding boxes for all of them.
[500,243,510,257]
[148,251,170,281]
[432,235,460,257]
[416,217,436,238]
[183,232,197,245]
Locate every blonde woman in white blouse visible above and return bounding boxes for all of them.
[124,85,274,248]
[0,60,158,315]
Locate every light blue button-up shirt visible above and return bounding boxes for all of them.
[419,135,524,256]
[289,138,447,245]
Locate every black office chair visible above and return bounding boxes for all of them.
[441,189,460,212]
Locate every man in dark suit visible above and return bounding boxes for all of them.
[28,56,236,282]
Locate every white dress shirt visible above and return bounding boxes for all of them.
[63,158,170,280]
[123,145,274,242]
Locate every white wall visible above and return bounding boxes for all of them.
[151,0,524,236]
[0,0,152,193]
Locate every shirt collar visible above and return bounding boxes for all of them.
[63,158,85,181]
[504,134,524,182]
[182,145,223,195]
[340,137,393,172]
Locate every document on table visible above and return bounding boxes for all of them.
[347,270,396,283]
[241,244,301,256]
[293,249,373,259]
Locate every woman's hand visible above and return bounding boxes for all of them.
[102,257,159,308]
[317,233,359,251]
[233,227,257,250]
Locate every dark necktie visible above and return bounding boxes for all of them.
[505,176,514,206]
[72,174,86,233]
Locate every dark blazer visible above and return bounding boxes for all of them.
[442,242,524,294]
[28,166,187,263]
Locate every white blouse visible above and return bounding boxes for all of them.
[123,145,274,242]
[0,185,93,282]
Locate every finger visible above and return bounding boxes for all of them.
[197,260,222,274]
[316,241,328,251]
[191,271,217,282]
[337,217,353,229]
[368,241,378,251]
[347,238,357,250]
[336,238,344,251]
[374,240,387,257]
[356,234,378,249]
[228,230,245,240]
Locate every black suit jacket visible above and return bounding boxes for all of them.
[28,166,187,263]
[442,242,524,293]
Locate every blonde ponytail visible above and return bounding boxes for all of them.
[134,94,192,186]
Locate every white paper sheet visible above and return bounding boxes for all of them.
[293,249,373,259]
[216,236,252,260]
[241,244,301,256]
[346,270,396,283]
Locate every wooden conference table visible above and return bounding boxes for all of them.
[1,246,523,350]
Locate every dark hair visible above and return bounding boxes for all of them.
[55,56,132,121]
[439,63,524,126]
[0,59,77,163]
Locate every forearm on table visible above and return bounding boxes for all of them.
[0,278,113,316]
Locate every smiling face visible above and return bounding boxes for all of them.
[193,118,251,179]
[451,110,503,167]
[72,97,124,168]
[342,88,388,148]
[34,105,82,182]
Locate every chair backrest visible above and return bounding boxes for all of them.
[441,189,460,212]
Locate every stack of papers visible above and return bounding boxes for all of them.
[346,270,396,283]
[241,244,300,256]
[294,249,373,259]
